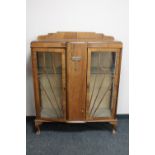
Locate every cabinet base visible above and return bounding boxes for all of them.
[34,118,118,135]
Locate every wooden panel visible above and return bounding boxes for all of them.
[36,117,117,123]
[37,32,115,41]
[77,32,96,39]
[35,38,115,43]
[67,42,87,120]
[31,50,41,118]
[58,32,77,39]
[88,48,121,52]
[86,48,91,119]
[31,42,66,48]
[31,48,64,52]
[88,42,122,48]
[61,51,67,119]
[111,49,122,118]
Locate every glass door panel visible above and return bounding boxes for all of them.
[88,51,116,118]
[37,51,65,119]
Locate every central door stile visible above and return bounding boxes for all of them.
[67,42,87,121]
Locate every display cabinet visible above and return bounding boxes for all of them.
[31,32,122,134]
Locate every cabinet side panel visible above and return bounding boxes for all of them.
[67,43,87,121]
[31,49,41,118]
[61,51,67,119]
[111,49,122,118]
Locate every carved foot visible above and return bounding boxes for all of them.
[36,128,40,135]
[35,120,42,135]
[112,128,116,134]
[110,121,117,134]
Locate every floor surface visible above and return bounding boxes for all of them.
[26,117,129,155]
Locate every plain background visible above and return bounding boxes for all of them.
[1,0,155,155]
[26,0,129,116]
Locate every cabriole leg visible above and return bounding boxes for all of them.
[110,121,117,134]
[35,120,42,135]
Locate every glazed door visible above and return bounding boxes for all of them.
[86,48,121,120]
[32,48,66,120]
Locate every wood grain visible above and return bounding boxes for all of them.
[111,49,122,118]
[31,49,41,118]
[67,42,87,121]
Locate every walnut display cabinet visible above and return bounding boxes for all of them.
[31,32,122,134]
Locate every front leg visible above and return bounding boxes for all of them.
[110,121,117,134]
[35,120,43,135]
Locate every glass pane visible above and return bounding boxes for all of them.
[37,52,63,118]
[88,52,116,118]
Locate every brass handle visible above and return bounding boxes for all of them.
[72,56,82,71]
[72,56,82,61]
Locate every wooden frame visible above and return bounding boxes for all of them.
[31,48,67,133]
[31,32,123,134]
[86,48,122,121]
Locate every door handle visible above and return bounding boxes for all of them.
[71,56,82,61]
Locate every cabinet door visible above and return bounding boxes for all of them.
[86,48,121,120]
[32,48,66,120]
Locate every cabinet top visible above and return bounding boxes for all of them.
[31,32,122,48]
